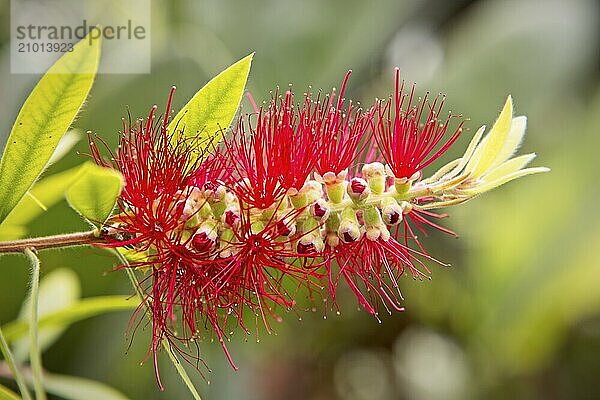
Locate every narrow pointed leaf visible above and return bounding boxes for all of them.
[469,96,514,177]
[482,153,536,183]
[452,125,486,179]
[493,116,527,168]
[48,130,81,165]
[23,249,45,400]
[0,328,32,400]
[460,167,550,196]
[0,32,101,223]
[167,53,253,154]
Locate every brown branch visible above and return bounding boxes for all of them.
[0,231,105,254]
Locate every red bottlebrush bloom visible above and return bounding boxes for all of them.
[314,71,376,176]
[189,150,233,189]
[89,87,204,250]
[215,207,321,336]
[89,88,240,387]
[375,68,464,180]
[223,90,321,209]
[76,64,546,389]
[325,236,437,317]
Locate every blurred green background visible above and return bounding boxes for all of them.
[1,0,599,399]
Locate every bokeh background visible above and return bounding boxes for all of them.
[1,0,599,399]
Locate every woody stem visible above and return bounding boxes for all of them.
[0,230,105,254]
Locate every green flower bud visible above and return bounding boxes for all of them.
[362,162,386,194]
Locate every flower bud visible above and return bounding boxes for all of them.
[315,169,347,185]
[174,187,203,203]
[379,227,391,241]
[400,201,413,214]
[297,235,325,254]
[363,206,383,227]
[192,223,218,253]
[218,228,238,257]
[338,220,361,243]
[326,232,340,248]
[381,199,403,226]
[203,182,227,202]
[362,162,386,194]
[393,171,421,194]
[302,180,324,204]
[316,170,347,204]
[175,199,195,220]
[191,232,215,253]
[366,226,381,241]
[276,218,296,237]
[310,199,330,222]
[347,177,370,202]
[288,180,323,209]
[222,208,240,228]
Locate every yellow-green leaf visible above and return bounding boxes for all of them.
[468,96,514,178]
[48,129,81,165]
[459,166,550,196]
[65,163,123,227]
[493,115,527,168]
[449,125,486,179]
[0,32,101,223]
[482,153,536,183]
[167,53,253,154]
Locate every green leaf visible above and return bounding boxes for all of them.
[13,370,129,400]
[1,296,138,344]
[167,53,253,154]
[0,164,89,239]
[0,32,101,224]
[12,268,80,361]
[0,383,21,400]
[0,226,27,241]
[465,96,514,178]
[27,373,130,400]
[65,163,123,227]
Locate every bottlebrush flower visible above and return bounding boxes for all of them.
[223,89,322,209]
[212,207,322,335]
[314,71,375,177]
[375,68,464,186]
[85,69,548,385]
[89,88,245,386]
[324,235,439,317]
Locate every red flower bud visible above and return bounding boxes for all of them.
[347,177,370,201]
[192,232,215,253]
[310,199,330,222]
[222,209,240,228]
[276,219,296,237]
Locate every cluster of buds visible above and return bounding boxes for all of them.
[90,70,548,375]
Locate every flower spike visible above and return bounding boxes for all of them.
[87,72,548,383]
